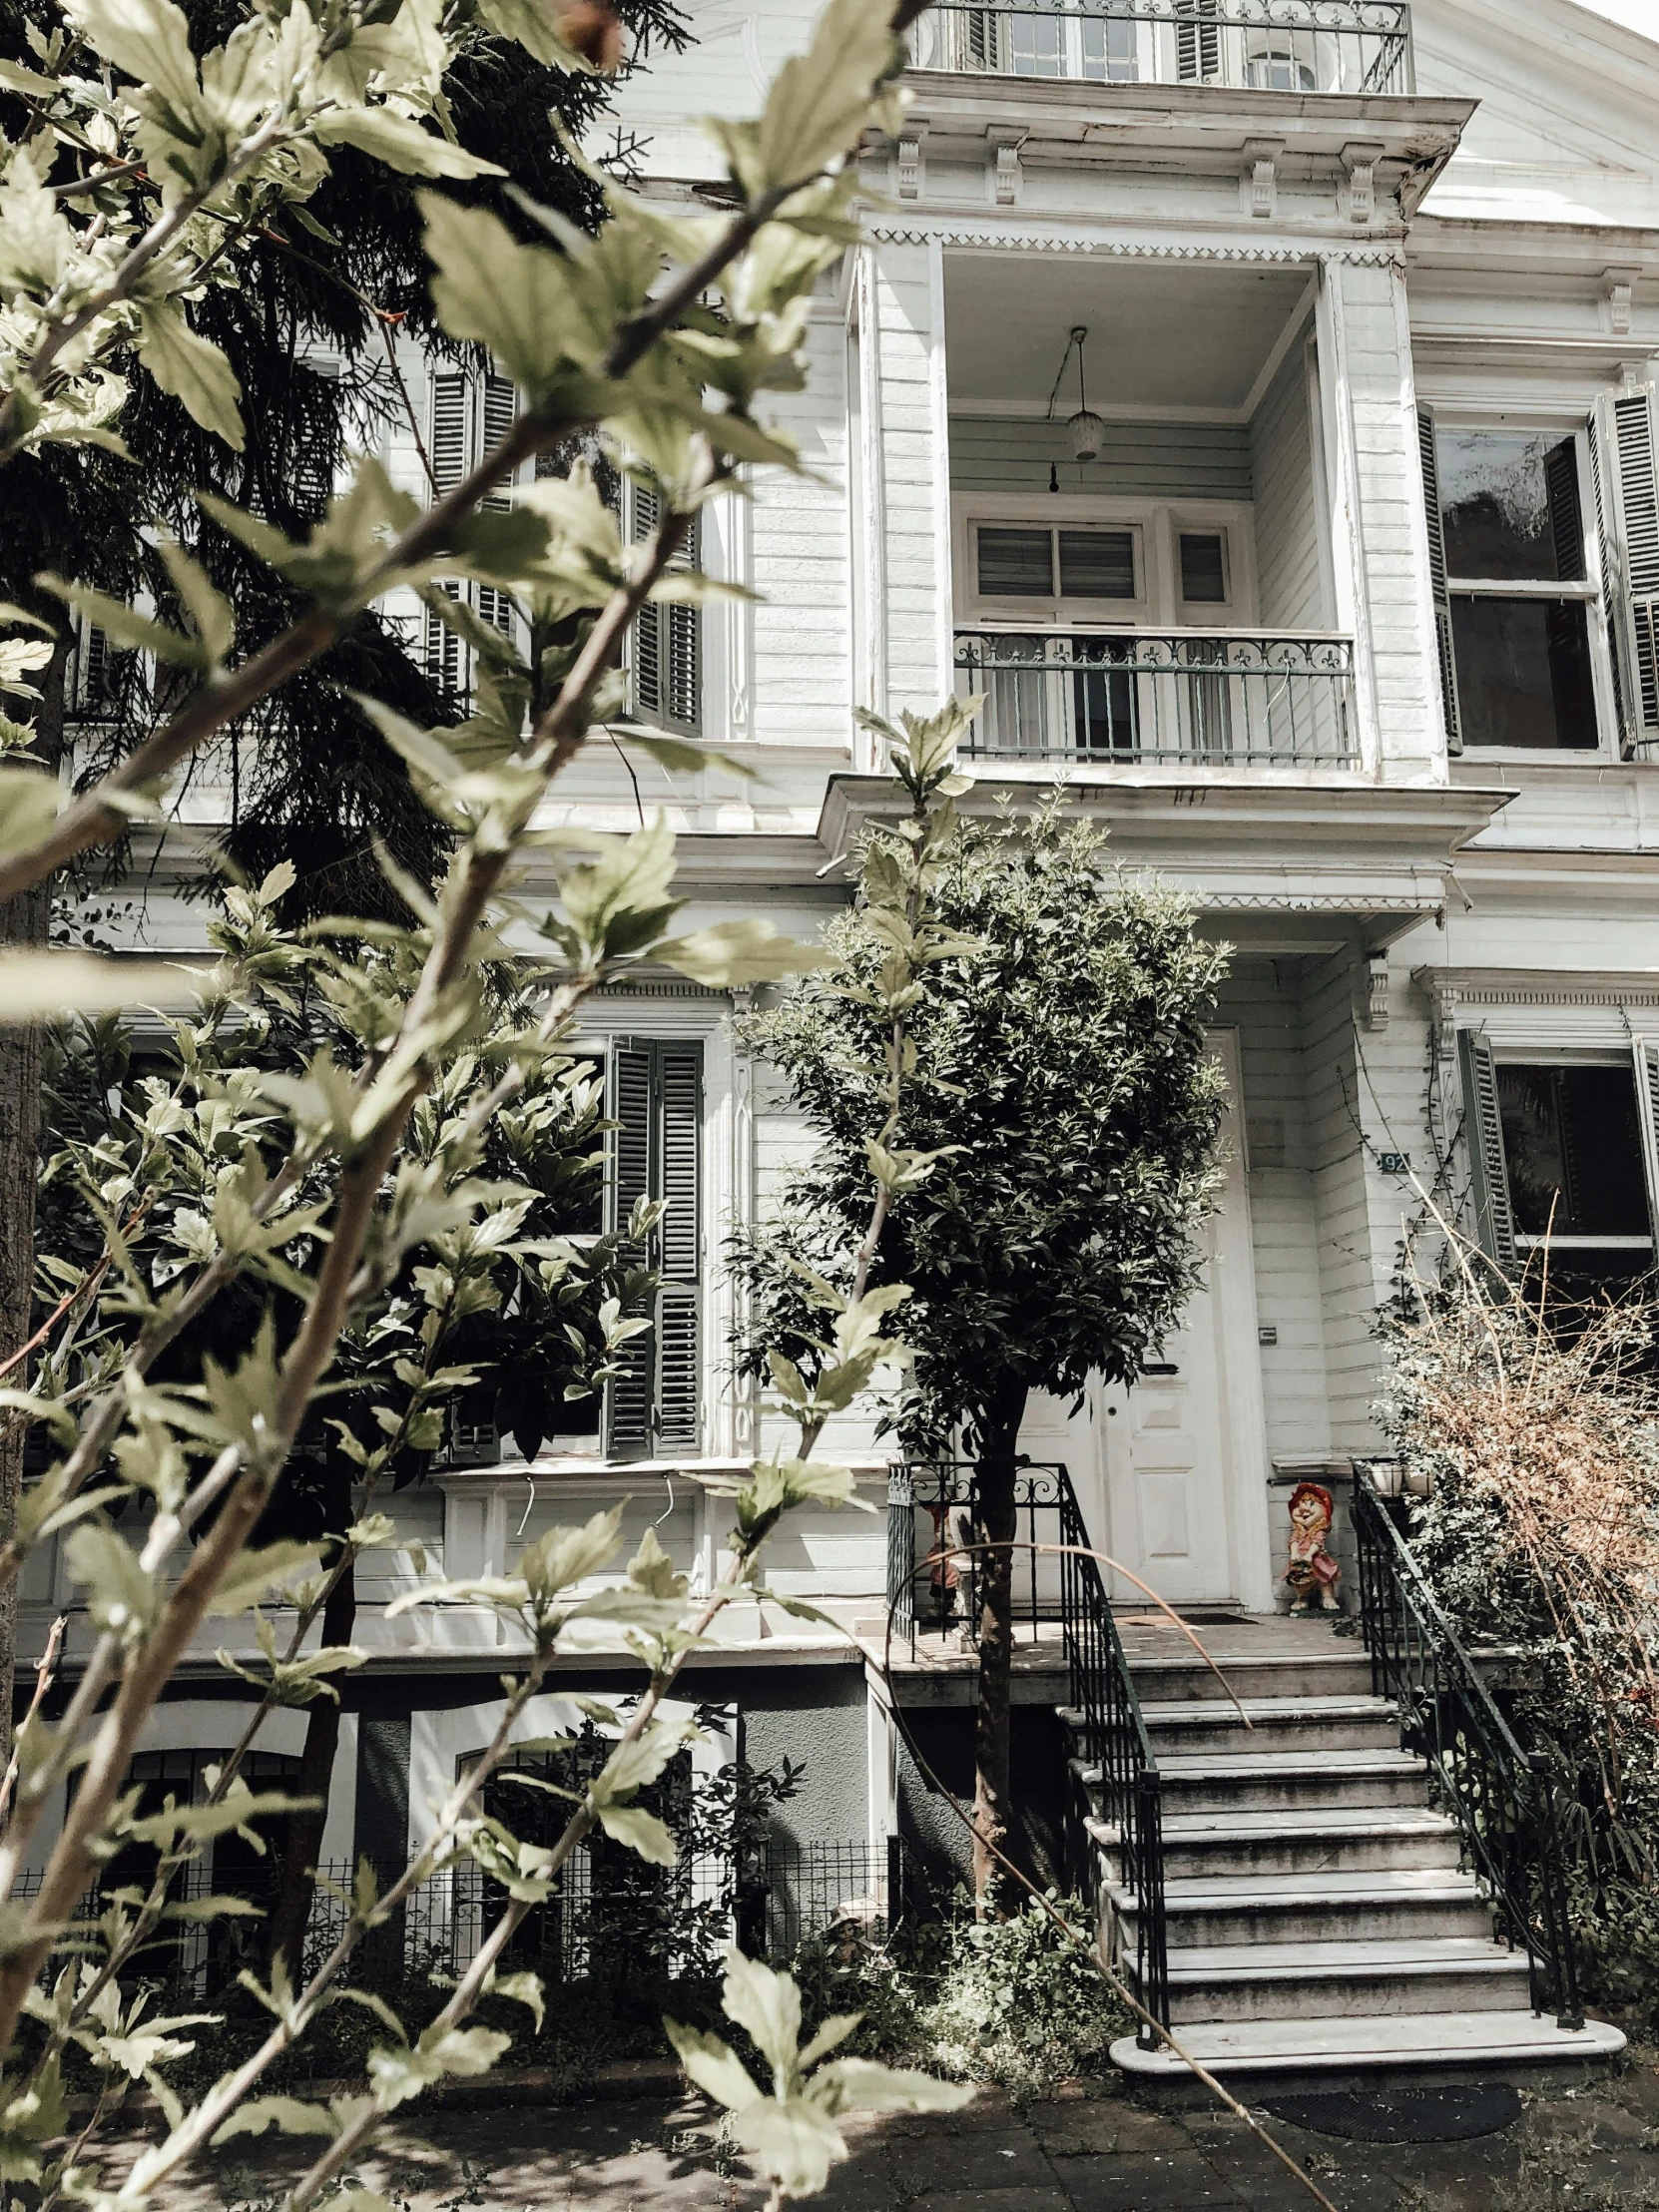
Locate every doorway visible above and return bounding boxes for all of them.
[1016,1029,1271,1611]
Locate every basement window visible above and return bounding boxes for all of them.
[1496,1061,1652,1273]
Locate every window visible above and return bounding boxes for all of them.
[1419,414,1600,751]
[973,523,1138,608]
[1179,532,1229,605]
[1458,1033,1659,1285]
[424,367,521,693]
[605,1038,702,1460]
[626,480,702,736]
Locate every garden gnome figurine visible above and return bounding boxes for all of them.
[1285,1480,1341,1612]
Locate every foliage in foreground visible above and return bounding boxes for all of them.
[1377,1257,1659,2022]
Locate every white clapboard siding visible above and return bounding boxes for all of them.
[950,416,1254,502]
[752,316,850,747]
[1249,332,1326,630]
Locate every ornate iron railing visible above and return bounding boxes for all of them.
[954,626,1359,768]
[911,0,1413,96]
[1352,1464,1582,2027]
[888,1459,1169,2041]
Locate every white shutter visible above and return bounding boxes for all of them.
[1631,1037,1659,1248]
[1593,382,1659,754]
[475,372,519,637]
[425,370,472,691]
[1456,1030,1515,1269]
[1417,404,1461,754]
[627,482,702,735]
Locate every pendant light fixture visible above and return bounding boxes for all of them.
[1045,323,1103,467]
[1067,324,1102,461]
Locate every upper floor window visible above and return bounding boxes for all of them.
[974,522,1140,612]
[1179,531,1229,606]
[1419,414,1598,753]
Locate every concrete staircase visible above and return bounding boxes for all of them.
[1071,1633,1626,2083]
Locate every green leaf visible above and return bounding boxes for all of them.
[595,1803,676,1865]
[61,0,199,112]
[663,2018,758,2112]
[724,0,900,197]
[0,766,62,863]
[721,1948,802,2076]
[156,540,234,665]
[732,2096,843,2199]
[487,1969,544,2033]
[312,107,505,181]
[815,2057,975,2115]
[63,1524,159,1643]
[207,1540,323,1617]
[656,921,831,989]
[38,578,204,667]
[134,302,244,451]
[210,2096,339,2146]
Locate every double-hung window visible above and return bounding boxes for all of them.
[1419,417,1598,751]
[1420,385,1659,757]
[605,1038,703,1461]
[1458,1032,1659,1288]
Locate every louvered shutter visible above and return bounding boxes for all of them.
[1417,406,1461,754]
[1544,438,1585,583]
[425,371,471,691]
[1456,1030,1515,1268]
[1593,383,1659,755]
[1176,0,1221,80]
[1589,409,1628,739]
[475,373,518,637]
[655,1043,702,1452]
[963,8,997,68]
[1631,1038,1659,1249]
[628,483,701,734]
[604,1043,656,1461]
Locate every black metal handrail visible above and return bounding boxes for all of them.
[910,0,1413,96]
[1352,1464,1582,2027]
[887,1459,1169,2041]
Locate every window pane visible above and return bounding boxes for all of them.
[1437,428,1583,581]
[1450,595,1597,749]
[1179,532,1228,603]
[1058,529,1135,599]
[978,527,1054,597]
[1496,1064,1649,1239]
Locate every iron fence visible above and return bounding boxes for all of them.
[910,0,1413,95]
[954,627,1359,768]
[889,1460,1169,2042]
[1352,1464,1582,2026]
[11,1835,892,1993]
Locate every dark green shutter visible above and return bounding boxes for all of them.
[475,373,518,636]
[1417,405,1461,753]
[603,1039,703,1460]
[629,484,701,735]
[1456,1030,1515,1267]
[1631,1039,1659,1248]
[655,1043,702,1452]
[605,1042,655,1460]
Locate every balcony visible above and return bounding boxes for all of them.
[909,0,1414,96]
[954,627,1359,768]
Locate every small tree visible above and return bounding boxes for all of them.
[741,788,1229,1902]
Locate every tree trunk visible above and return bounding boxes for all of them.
[265,1533,355,1977]
[971,1378,1028,1915]
[0,642,67,1769]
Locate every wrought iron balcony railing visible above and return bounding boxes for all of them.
[911,1,1413,95]
[954,625,1359,768]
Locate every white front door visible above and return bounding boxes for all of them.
[1017,1030,1271,1611]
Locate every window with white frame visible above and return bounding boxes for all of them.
[1458,1032,1659,1285]
[1419,418,1598,752]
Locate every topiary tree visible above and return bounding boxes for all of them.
[740,780,1230,1903]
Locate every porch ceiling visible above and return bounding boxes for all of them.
[943,257,1312,416]
[818,773,1515,948]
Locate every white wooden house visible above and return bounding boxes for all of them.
[26,0,1659,2073]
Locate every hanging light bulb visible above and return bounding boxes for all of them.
[1066,324,1103,463]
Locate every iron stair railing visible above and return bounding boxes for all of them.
[887,1458,1169,2042]
[1352,1463,1582,2027]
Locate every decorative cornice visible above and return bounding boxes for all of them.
[1414,965,1659,1016]
[865,222,1401,268]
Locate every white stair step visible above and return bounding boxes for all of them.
[1107,1869,1493,1945]
[1140,1695,1400,1755]
[1155,1749,1425,1810]
[1119,1805,1463,1878]
[1111,2009,1626,2079]
[1123,1651,1376,1704]
[1152,1936,1531,2022]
